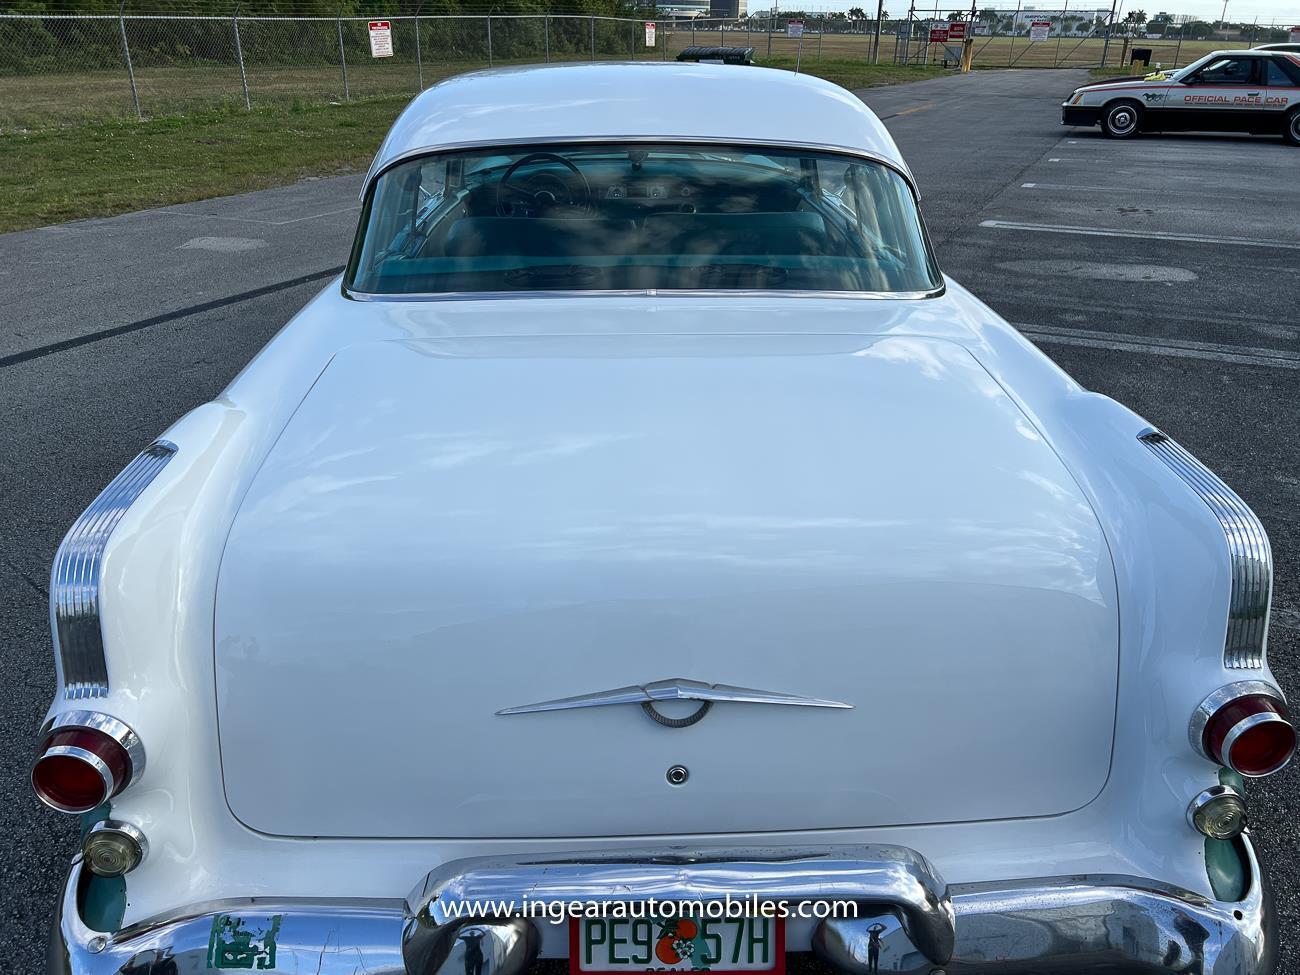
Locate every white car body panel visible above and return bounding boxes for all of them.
[39,66,1281,952]
[363,62,915,189]
[214,332,1117,838]
[81,284,1261,926]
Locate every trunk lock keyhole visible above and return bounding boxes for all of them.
[666,765,689,786]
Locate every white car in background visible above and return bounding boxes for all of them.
[37,63,1289,975]
[1063,48,1300,143]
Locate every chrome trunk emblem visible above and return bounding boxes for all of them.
[497,678,852,728]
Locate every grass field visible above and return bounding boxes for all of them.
[0,25,1230,130]
[0,57,943,233]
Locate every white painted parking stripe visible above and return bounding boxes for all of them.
[1014,323,1300,370]
[981,219,1300,250]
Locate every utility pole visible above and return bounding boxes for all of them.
[873,0,885,62]
[1099,0,1118,67]
[960,0,976,70]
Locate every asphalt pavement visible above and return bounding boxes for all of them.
[1,67,1297,972]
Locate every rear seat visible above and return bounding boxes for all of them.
[444,212,830,260]
[445,217,638,258]
[641,212,829,255]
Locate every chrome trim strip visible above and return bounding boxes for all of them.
[363,137,922,201]
[342,285,947,303]
[404,845,956,970]
[42,710,146,779]
[46,839,1277,975]
[498,677,853,715]
[50,440,176,699]
[1139,429,1271,669]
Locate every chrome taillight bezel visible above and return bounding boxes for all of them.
[31,711,146,813]
[1190,681,1295,778]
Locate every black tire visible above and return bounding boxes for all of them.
[1285,108,1300,147]
[1101,100,1143,139]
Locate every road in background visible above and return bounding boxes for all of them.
[1,68,1296,972]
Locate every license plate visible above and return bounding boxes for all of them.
[571,915,785,974]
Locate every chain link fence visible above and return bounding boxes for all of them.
[2,10,1296,126]
[891,9,1298,69]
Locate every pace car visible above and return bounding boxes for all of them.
[36,63,1288,975]
[1063,47,1300,143]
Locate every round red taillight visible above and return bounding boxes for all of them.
[1200,690,1296,778]
[31,726,132,813]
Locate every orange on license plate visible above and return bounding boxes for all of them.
[570,915,785,974]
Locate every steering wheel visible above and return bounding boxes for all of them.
[495,152,593,218]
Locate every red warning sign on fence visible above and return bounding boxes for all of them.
[368,21,394,58]
[929,23,950,42]
[947,21,967,39]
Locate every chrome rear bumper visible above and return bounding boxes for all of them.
[49,837,1276,975]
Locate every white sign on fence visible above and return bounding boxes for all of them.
[1290,26,1300,41]
[1029,19,1052,41]
[787,20,805,37]
[368,20,394,57]
[645,22,656,46]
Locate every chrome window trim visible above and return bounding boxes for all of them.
[1138,428,1271,670]
[50,440,177,699]
[362,136,922,201]
[342,285,947,303]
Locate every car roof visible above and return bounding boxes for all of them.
[363,62,911,195]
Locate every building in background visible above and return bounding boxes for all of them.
[658,0,714,16]
[709,0,749,19]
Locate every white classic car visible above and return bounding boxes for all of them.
[38,63,1290,975]
[1062,48,1300,143]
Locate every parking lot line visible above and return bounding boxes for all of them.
[1016,323,1300,369]
[981,219,1300,251]
[0,266,343,370]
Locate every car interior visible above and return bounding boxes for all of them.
[349,145,942,295]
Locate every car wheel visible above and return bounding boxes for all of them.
[1101,100,1142,139]
[1285,109,1300,147]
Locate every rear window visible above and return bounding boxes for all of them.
[347,142,942,296]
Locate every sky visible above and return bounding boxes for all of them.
[794,0,1298,25]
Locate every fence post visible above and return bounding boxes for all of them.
[415,15,423,90]
[590,15,596,59]
[232,14,251,110]
[545,14,550,62]
[337,17,349,99]
[1007,0,1021,65]
[767,12,773,55]
[1173,14,1184,66]
[1099,0,1116,66]
[117,3,141,119]
[630,19,636,58]
[874,0,885,62]
[817,14,824,58]
[1053,0,1069,67]
[486,14,493,66]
